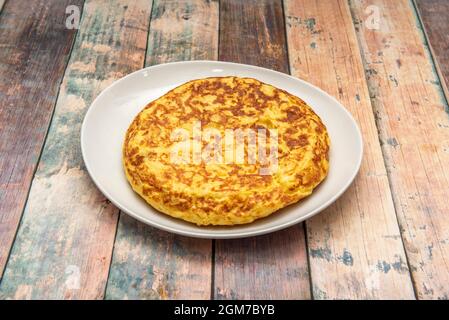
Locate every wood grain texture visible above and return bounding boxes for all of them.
[350,0,449,299]
[146,0,219,66]
[285,0,415,299]
[0,0,83,280]
[415,0,449,102]
[0,0,152,299]
[105,0,219,300]
[214,0,311,300]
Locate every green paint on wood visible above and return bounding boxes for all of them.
[340,249,354,266]
[310,247,332,261]
[0,0,152,299]
[0,0,84,281]
[312,285,328,300]
[214,0,311,300]
[105,0,218,300]
[105,215,211,299]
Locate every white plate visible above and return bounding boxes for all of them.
[81,61,363,239]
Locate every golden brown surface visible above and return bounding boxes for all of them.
[123,77,329,225]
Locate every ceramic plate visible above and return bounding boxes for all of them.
[81,61,363,239]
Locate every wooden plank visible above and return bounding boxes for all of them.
[284,0,415,299]
[0,0,83,279]
[214,0,311,300]
[145,0,219,66]
[105,0,219,300]
[0,0,152,299]
[350,0,449,299]
[415,0,449,101]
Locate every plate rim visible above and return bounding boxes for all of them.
[81,60,363,239]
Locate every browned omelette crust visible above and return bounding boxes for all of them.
[123,77,330,225]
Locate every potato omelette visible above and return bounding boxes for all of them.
[123,77,330,225]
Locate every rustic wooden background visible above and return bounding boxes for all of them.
[0,0,448,300]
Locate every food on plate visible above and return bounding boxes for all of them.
[123,76,330,225]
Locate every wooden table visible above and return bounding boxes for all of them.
[0,0,448,300]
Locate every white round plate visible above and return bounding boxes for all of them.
[81,61,362,239]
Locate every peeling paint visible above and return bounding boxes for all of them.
[340,249,354,266]
[304,18,316,32]
[312,286,328,300]
[310,247,332,262]
[386,137,399,147]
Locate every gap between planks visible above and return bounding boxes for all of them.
[0,0,84,281]
[284,0,416,299]
[349,0,449,299]
[0,0,153,299]
[105,0,219,300]
[0,0,444,300]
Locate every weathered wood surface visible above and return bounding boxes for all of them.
[350,0,449,299]
[105,0,219,300]
[1,0,449,300]
[145,0,219,66]
[215,0,311,300]
[285,0,415,299]
[0,0,152,299]
[0,0,83,279]
[415,0,449,101]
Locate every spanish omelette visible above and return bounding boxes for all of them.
[123,76,330,225]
